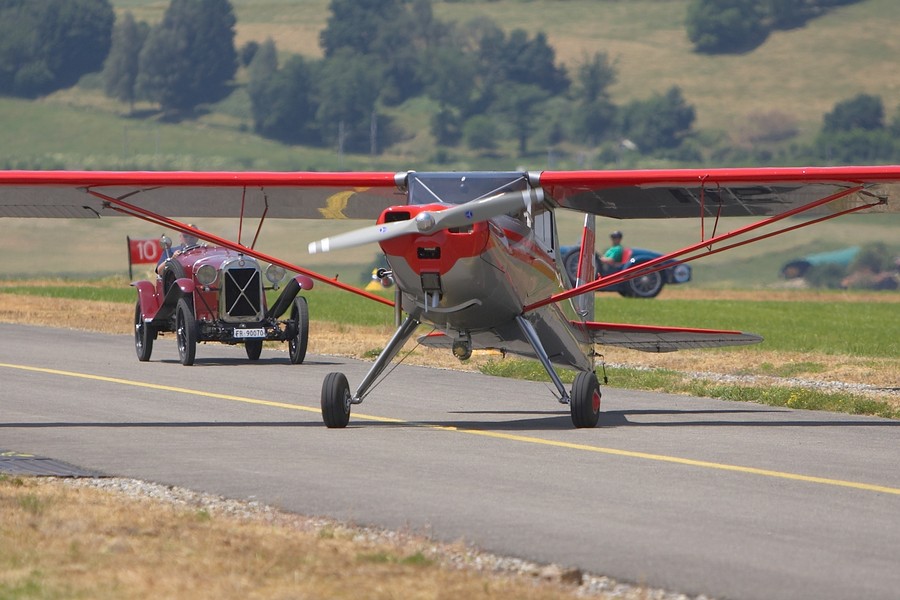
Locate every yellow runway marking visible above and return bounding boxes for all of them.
[4,362,899,496]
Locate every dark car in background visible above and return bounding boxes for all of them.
[132,236,312,365]
[560,245,691,298]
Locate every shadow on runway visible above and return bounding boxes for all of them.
[4,408,896,433]
[156,357,345,367]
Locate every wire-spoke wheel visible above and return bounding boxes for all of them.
[175,297,197,366]
[134,299,154,362]
[288,296,309,364]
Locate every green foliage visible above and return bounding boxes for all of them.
[686,0,866,54]
[320,0,405,58]
[463,114,499,151]
[686,0,768,54]
[314,50,384,153]
[814,129,898,164]
[571,52,617,145]
[492,83,549,154]
[619,86,695,152]
[136,0,238,113]
[249,52,320,145]
[102,12,150,107]
[823,93,884,133]
[0,0,114,97]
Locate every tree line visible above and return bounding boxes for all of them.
[1,0,896,165]
[686,0,865,54]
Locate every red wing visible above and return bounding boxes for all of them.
[572,321,763,353]
[0,170,401,219]
[539,165,900,218]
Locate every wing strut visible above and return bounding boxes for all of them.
[527,184,881,311]
[87,188,394,307]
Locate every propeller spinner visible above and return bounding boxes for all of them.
[308,188,544,254]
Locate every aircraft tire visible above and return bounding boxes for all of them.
[134,299,154,362]
[245,339,263,361]
[570,371,601,428]
[288,296,309,365]
[175,297,197,366]
[321,372,352,428]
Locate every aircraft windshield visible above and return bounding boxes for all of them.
[407,172,529,205]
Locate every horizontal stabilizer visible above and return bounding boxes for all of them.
[573,321,763,353]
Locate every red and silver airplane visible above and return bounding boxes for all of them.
[0,166,896,427]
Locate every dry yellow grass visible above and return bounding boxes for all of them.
[0,476,591,600]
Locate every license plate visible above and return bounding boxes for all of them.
[234,328,265,339]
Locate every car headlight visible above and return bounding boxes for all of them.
[265,264,286,285]
[196,264,218,286]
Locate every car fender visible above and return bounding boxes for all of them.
[131,280,161,319]
[266,275,313,319]
[149,278,195,325]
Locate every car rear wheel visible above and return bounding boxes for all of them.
[175,297,197,366]
[245,339,263,361]
[134,299,154,362]
[288,296,309,365]
[624,270,664,298]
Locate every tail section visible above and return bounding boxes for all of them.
[571,214,596,321]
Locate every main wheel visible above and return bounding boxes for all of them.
[570,371,601,428]
[245,339,263,361]
[625,270,664,298]
[288,296,309,365]
[175,297,197,366]
[321,372,352,428]
[134,299,154,362]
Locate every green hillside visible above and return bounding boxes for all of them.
[1,0,898,170]
[103,0,900,144]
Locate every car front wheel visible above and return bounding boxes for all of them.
[134,299,154,362]
[175,297,197,366]
[288,296,309,364]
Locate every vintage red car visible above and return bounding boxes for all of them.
[132,235,312,366]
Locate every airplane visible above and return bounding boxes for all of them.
[0,166,896,428]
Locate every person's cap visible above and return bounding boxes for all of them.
[610,230,622,238]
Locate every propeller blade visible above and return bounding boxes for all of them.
[308,219,419,254]
[307,188,544,254]
[424,188,545,233]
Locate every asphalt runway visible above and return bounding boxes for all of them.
[2,322,899,600]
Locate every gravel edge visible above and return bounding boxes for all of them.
[59,476,715,600]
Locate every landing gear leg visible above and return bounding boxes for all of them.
[515,315,601,429]
[320,313,421,428]
[515,315,571,405]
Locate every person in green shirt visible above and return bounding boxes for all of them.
[599,230,624,273]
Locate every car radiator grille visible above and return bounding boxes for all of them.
[223,267,262,319]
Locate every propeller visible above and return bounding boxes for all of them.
[308,188,544,254]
